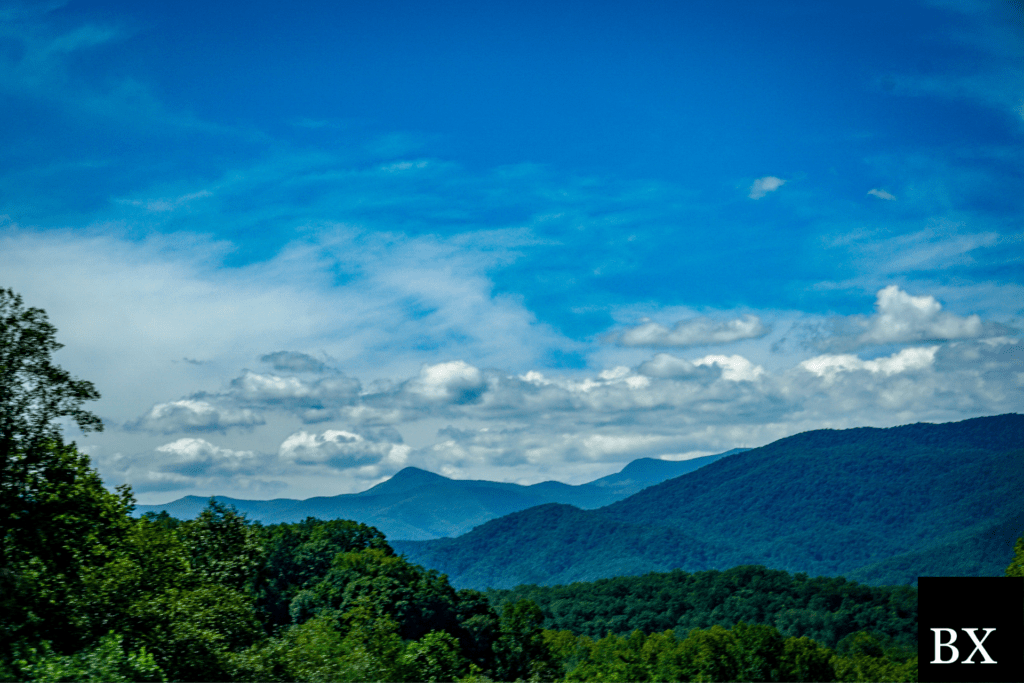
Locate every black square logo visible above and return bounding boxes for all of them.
[919,577,1024,682]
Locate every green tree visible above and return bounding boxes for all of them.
[493,599,562,682]
[1,441,135,653]
[179,500,267,594]
[403,630,470,682]
[281,600,411,683]
[454,589,502,673]
[779,636,835,682]
[0,289,105,563]
[291,547,461,641]
[564,631,650,683]
[126,584,264,682]
[8,632,165,682]
[1006,536,1024,577]
[0,290,133,658]
[830,631,916,683]
[258,517,391,627]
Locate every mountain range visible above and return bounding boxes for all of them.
[134,448,743,540]
[392,414,1024,588]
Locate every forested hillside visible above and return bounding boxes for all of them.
[485,565,917,649]
[395,414,1024,588]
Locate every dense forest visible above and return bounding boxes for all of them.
[396,414,1024,589]
[2,287,1023,682]
[4,493,961,682]
[485,566,917,649]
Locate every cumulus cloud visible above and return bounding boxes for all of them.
[748,176,786,199]
[693,355,765,382]
[118,438,287,496]
[128,400,264,433]
[279,429,410,473]
[858,285,984,345]
[867,188,896,200]
[230,370,361,407]
[154,438,261,477]
[800,346,938,382]
[637,353,712,379]
[405,361,489,404]
[616,315,768,347]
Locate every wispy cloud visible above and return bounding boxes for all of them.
[116,190,213,213]
[887,1,1024,122]
[615,315,769,348]
[867,188,896,200]
[748,176,785,199]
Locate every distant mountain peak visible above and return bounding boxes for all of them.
[391,466,447,480]
[588,448,747,493]
[362,466,452,496]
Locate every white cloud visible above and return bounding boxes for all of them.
[867,188,896,200]
[117,190,212,212]
[279,429,410,473]
[800,346,939,382]
[405,361,488,404]
[829,227,1002,277]
[749,176,786,199]
[637,353,714,379]
[859,285,984,345]
[154,438,260,476]
[129,399,264,433]
[230,370,361,407]
[693,355,765,382]
[379,160,430,173]
[617,314,768,347]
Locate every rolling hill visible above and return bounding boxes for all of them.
[134,450,735,540]
[392,414,1024,588]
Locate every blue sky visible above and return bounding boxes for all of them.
[2,0,1022,502]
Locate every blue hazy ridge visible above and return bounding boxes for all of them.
[133,450,739,540]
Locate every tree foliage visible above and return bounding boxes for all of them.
[1,290,106,564]
[5,633,165,683]
[0,288,103,457]
[488,564,917,650]
[1006,536,1024,578]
